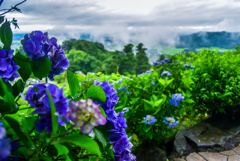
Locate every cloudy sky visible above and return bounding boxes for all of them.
[2,0,240,47]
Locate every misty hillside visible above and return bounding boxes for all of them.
[176,31,240,49]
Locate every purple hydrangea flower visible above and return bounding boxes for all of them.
[66,99,107,134]
[169,93,184,107]
[151,82,156,85]
[25,84,70,132]
[0,49,20,82]
[94,80,135,160]
[143,115,157,125]
[0,122,11,160]
[43,33,69,81]
[21,31,46,60]
[160,60,165,64]
[163,117,179,128]
[21,31,69,81]
[161,70,171,76]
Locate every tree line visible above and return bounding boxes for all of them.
[62,39,151,75]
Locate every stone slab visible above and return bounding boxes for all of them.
[220,150,236,156]
[186,152,206,161]
[198,152,227,161]
[174,158,186,161]
[228,155,240,161]
[233,146,240,155]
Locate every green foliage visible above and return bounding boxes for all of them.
[67,69,80,97]
[31,56,52,79]
[0,20,12,50]
[176,49,240,117]
[86,85,106,102]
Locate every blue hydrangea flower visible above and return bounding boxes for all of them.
[0,122,11,160]
[21,31,46,60]
[125,91,130,95]
[152,61,161,66]
[21,31,69,81]
[161,70,171,76]
[116,78,123,84]
[25,84,70,132]
[169,93,184,107]
[0,49,20,82]
[163,117,179,128]
[190,64,194,69]
[143,115,157,125]
[118,86,127,91]
[151,82,156,85]
[146,70,153,74]
[43,33,69,81]
[94,80,135,160]
[66,99,107,134]
[164,58,171,63]
[183,64,189,68]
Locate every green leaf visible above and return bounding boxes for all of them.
[0,78,18,114]
[22,116,37,131]
[0,20,12,50]
[44,88,58,136]
[166,78,174,87]
[86,85,106,102]
[5,116,30,148]
[12,79,24,98]
[54,144,69,157]
[154,95,167,115]
[13,52,32,82]
[93,128,107,147]
[67,69,80,97]
[58,134,101,156]
[99,107,106,118]
[158,78,166,86]
[183,99,195,104]
[31,57,51,79]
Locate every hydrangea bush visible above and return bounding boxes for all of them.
[0,14,135,160]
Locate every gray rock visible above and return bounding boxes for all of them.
[174,127,187,155]
[174,118,240,156]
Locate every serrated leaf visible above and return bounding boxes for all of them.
[31,57,51,79]
[0,20,12,50]
[93,128,107,147]
[67,69,80,97]
[44,88,58,136]
[86,85,106,102]
[13,52,32,82]
[58,134,101,156]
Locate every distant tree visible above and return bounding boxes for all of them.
[121,44,136,75]
[62,38,77,52]
[135,43,151,74]
[157,54,166,62]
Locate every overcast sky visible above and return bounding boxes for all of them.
[2,0,240,47]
